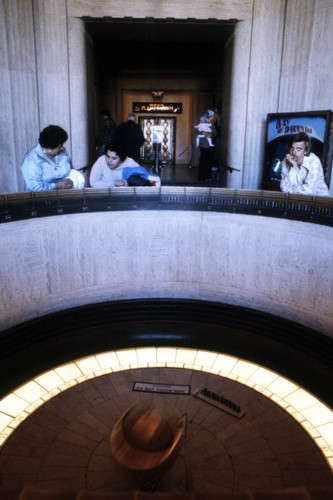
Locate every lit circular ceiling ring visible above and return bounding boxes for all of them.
[0,347,332,472]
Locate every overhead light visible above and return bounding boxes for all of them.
[152,90,164,97]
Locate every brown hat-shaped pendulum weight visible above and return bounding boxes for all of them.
[110,401,183,484]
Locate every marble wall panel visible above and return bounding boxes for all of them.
[223,20,251,188]
[67,0,253,21]
[1,0,332,194]
[0,211,332,338]
[33,0,71,152]
[279,0,333,112]
[277,0,333,190]
[242,0,286,189]
[0,0,39,193]
[68,18,90,169]
[306,1,333,110]
[0,1,15,193]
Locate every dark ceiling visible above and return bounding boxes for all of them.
[85,18,235,74]
[85,18,235,43]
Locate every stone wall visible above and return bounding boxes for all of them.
[0,0,332,193]
[0,211,332,337]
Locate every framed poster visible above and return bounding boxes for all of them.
[262,110,332,190]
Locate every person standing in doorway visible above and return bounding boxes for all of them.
[96,109,116,158]
[113,113,145,163]
[194,115,216,182]
[211,101,222,166]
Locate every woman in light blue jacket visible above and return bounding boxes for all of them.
[21,125,84,191]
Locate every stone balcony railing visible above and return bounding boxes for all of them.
[1,187,333,226]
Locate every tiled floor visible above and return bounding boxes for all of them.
[0,368,332,494]
[149,163,220,186]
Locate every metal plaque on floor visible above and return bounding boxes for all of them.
[133,381,190,395]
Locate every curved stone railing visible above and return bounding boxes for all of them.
[1,187,333,226]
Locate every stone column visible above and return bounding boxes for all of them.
[225,0,286,189]
[279,0,333,111]
[242,0,286,189]
[279,0,333,194]
[223,20,251,189]
[0,0,39,193]
[68,17,92,170]
[33,0,71,150]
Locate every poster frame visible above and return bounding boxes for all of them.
[262,110,332,190]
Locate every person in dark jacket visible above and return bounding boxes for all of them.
[113,113,145,163]
[194,115,217,182]
[96,109,116,157]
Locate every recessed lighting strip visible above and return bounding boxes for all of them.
[0,348,332,471]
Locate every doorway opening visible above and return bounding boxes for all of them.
[85,18,235,184]
[139,116,176,165]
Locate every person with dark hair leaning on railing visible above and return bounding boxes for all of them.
[89,140,160,188]
[21,125,84,191]
[89,140,140,188]
[280,132,329,196]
